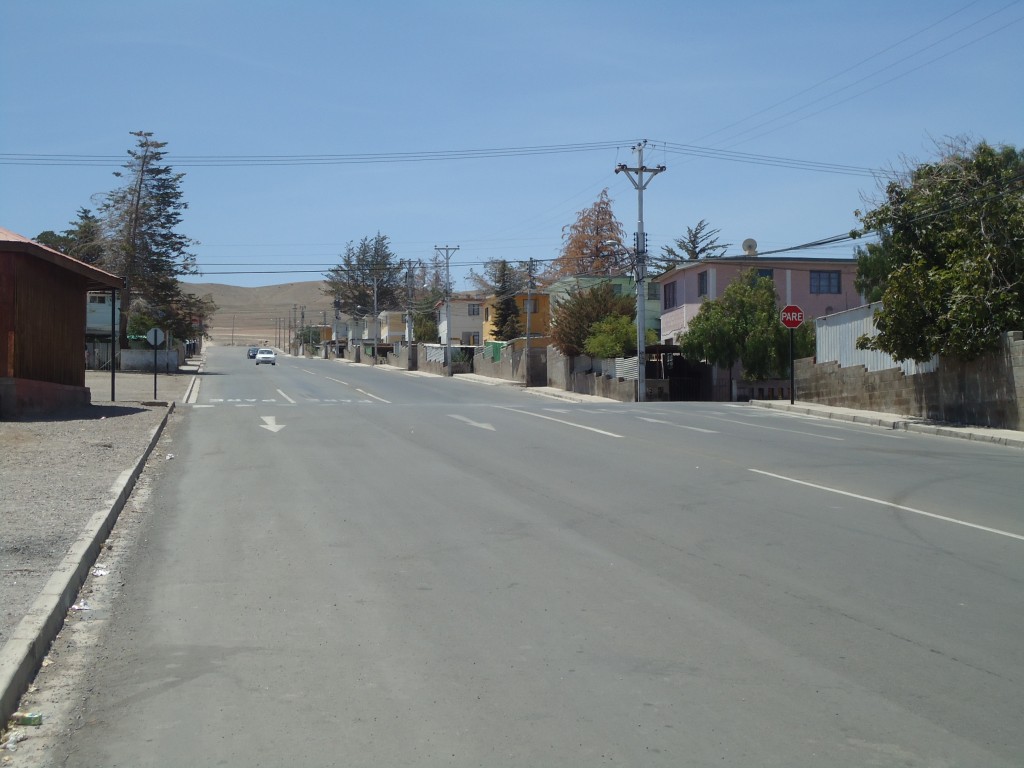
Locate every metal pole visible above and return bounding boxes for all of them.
[525,258,533,387]
[110,288,116,402]
[790,328,795,405]
[614,140,665,403]
[372,276,378,366]
[435,245,459,377]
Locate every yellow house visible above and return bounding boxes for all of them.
[481,292,551,343]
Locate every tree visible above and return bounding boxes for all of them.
[583,314,658,359]
[37,208,106,265]
[853,241,896,303]
[323,233,404,319]
[99,132,198,348]
[550,283,636,356]
[653,219,729,273]
[852,139,1024,362]
[678,269,814,382]
[466,258,531,294]
[492,260,522,341]
[545,189,627,280]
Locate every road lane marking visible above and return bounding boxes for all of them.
[496,407,622,438]
[302,368,317,375]
[259,416,286,433]
[327,377,349,385]
[276,389,296,404]
[449,414,496,431]
[638,416,718,434]
[749,469,1024,542]
[709,416,844,441]
[357,388,390,403]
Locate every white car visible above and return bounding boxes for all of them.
[255,348,276,366]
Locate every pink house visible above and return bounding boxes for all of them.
[654,256,863,344]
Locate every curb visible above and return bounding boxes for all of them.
[0,403,175,725]
[750,401,1024,449]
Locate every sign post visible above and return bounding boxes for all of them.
[146,327,165,399]
[779,305,804,405]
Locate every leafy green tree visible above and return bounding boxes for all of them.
[550,283,636,356]
[545,189,627,280]
[853,241,896,303]
[653,219,729,273]
[678,269,814,381]
[583,315,658,359]
[852,139,1024,362]
[323,233,404,318]
[492,260,522,341]
[99,132,198,348]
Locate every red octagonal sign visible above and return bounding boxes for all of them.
[780,304,804,329]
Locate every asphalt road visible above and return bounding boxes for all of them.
[56,346,1024,766]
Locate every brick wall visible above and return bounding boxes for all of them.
[796,331,1023,429]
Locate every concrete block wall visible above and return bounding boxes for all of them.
[796,331,1023,429]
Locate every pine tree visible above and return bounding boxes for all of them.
[323,233,404,318]
[100,132,197,348]
[492,260,522,341]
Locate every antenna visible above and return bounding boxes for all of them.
[741,238,758,256]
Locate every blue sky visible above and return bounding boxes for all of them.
[2,0,1022,289]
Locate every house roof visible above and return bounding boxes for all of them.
[0,227,123,291]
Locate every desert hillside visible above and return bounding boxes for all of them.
[183,280,334,348]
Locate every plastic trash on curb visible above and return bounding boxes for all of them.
[2,731,27,751]
[71,600,91,611]
[11,712,43,726]
[92,567,110,577]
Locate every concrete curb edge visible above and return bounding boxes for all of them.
[0,402,175,725]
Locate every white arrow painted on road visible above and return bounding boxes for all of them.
[449,414,495,431]
[259,416,287,433]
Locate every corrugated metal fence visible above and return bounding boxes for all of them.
[815,303,938,375]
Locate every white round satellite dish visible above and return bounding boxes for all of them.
[741,238,758,255]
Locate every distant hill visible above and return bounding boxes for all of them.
[182,280,334,347]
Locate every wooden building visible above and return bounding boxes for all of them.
[0,227,122,418]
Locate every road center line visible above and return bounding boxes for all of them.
[496,407,622,438]
[638,416,718,434]
[327,377,349,385]
[710,416,844,441]
[276,389,296,404]
[749,469,1024,542]
[357,388,391,403]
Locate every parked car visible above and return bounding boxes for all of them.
[255,348,276,366]
[247,346,258,359]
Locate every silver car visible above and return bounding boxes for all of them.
[255,348,276,366]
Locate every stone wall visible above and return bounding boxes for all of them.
[796,331,1023,429]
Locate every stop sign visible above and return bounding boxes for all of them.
[780,305,804,329]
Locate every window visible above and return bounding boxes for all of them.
[663,281,677,309]
[467,303,480,316]
[810,270,841,294]
[757,268,774,280]
[611,284,623,296]
[89,294,107,304]
[484,308,490,322]
[647,282,660,301]
[523,299,537,314]
[698,270,708,297]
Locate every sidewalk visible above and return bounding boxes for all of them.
[750,399,1024,449]
[86,358,201,404]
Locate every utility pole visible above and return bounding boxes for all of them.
[371,275,378,366]
[435,245,459,377]
[300,305,306,357]
[615,140,666,403]
[525,258,535,387]
[404,261,414,343]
